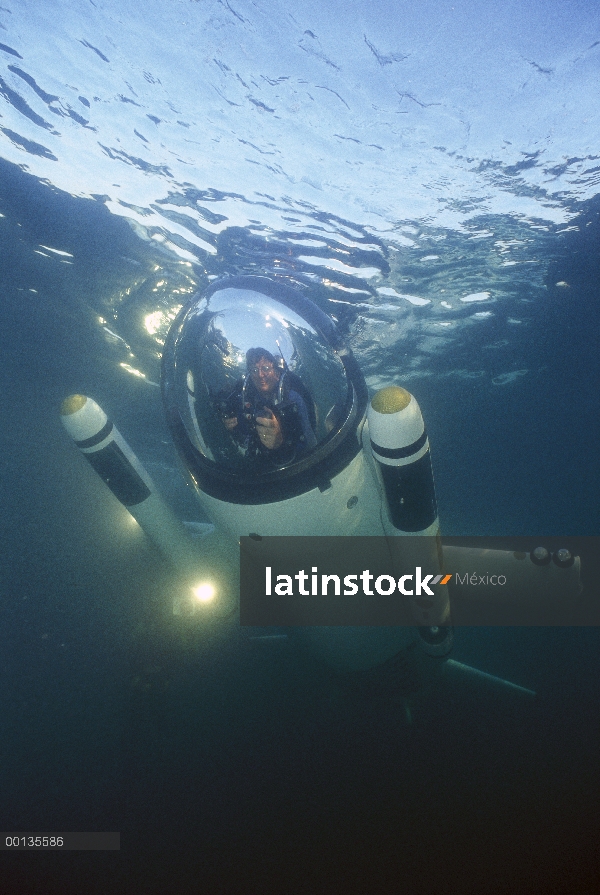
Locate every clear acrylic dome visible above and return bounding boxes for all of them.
[161,277,366,503]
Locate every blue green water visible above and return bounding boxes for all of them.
[1,2,599,892]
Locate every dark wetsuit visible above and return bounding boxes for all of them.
[222,375,317,467]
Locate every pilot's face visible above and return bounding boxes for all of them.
[250,357,280,394]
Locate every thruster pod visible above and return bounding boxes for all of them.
[60,394,234,617]
[367,385,452,656]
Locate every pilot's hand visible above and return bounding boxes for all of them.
[223,415,238,431]
[255,408,283,450]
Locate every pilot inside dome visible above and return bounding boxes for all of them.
[218,346,317,466]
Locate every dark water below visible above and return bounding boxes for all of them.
[0,160,599,894]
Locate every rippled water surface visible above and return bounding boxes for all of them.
[1,2,599,893]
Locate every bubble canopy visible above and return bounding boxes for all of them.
[161,276,367,504]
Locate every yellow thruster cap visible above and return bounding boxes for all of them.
[370,386,411,414]
[60,394,87,416]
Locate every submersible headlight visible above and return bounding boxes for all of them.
[552,548,574,569]
[530,546,551,566]
[192,582,216,603]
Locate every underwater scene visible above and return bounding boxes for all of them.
[0,1,599,892]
